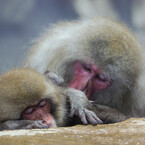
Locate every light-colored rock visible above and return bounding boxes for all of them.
[0,118,145,145]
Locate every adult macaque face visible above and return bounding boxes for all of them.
[69,61,111,99]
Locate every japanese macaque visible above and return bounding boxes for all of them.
[0,68,103,131]
[24,17,145,123]
[0,68,65,130]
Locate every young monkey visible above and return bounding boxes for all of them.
[0,68,102,131]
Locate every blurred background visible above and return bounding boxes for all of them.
[0,0,145,71]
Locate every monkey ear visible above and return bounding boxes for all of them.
[44,71,64,87]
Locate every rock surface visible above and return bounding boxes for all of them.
[0,118,145,145]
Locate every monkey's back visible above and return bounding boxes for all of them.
[24,17,145,75]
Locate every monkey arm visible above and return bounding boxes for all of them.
[92,103,128,123]
[0,120,49,131]
[65,88,103,125]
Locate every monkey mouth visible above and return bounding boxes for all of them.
[69,78,95,100]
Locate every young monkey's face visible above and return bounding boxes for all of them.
[21,98,57,127]
[0,68,66,128]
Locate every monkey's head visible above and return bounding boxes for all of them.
[61,18,144,108]
[0,68,66,127]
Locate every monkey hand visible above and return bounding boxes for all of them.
[66,88,103,125]
[0,120,50,130]
[44,71,64,86]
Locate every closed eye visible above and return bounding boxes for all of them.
[23,107,34,114]
[38,100,47,107]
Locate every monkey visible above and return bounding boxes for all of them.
[0,68,104,131]
[0,68,66,130]
[23,17,145,123]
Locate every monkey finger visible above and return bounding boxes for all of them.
[70,107,89,124]
[78,110,88,125]
[69,106,79,117]
[69,110,75,117]
[84,109,103,125]
[92,114,103,124]
[69,107,88,124]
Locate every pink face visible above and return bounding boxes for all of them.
[21,99,56,127]
[69,61,111,99]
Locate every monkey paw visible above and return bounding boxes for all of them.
[67,88,103,125]
[0,120,50,130]
[44,71,64,86]
[70,107,103,125]
[22,120,50,129]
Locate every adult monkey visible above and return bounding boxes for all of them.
[24,17,145,123]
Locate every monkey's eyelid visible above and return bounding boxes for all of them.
[38,100,47,107]
[24,107,34,114]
